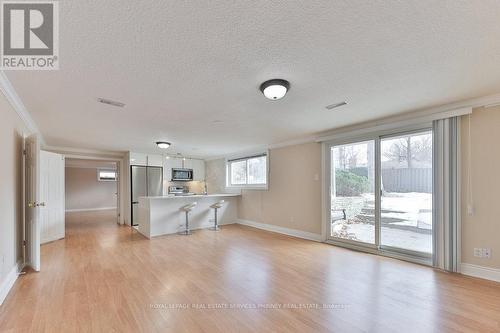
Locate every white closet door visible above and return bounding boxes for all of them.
[25,134,41,271]
[40,151,65,244]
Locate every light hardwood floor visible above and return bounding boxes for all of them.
[1,210,499,332]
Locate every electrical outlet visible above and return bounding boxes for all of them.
[474,248,492,258]
[467,204,475,216]
[208,218,215,223]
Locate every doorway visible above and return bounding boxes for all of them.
[64,158,119,221]
[327,128,433,263]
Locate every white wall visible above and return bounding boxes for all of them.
[205,158,240,194]
[206,143,322,235]
[0,92,26,304]
[461,107,500,270]
[65,167,117,211]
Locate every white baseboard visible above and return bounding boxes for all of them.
[66,207,117,213]
[0,260,23,306]
[461,263,500,283]
[236,219,322,242]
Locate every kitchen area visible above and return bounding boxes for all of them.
[126,152,240,238]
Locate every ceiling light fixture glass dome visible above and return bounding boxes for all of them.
[156,141,171,149]
[260,79,290,100]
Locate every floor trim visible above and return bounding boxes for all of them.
[66,207,117,213]
[0,261,23,306]
[461,263,500,283]
[236,219,322,242]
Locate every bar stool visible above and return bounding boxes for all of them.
[178,202,197,235]
[209,200,225,231]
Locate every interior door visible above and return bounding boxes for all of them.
[131,165,147,226]
[40,151,65,244]
[25,134,41,271]
[116,163,120,224]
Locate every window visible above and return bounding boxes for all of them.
[227,153,268,188]
[98,169,117,181]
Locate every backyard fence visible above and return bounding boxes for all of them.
[381,168,432,193]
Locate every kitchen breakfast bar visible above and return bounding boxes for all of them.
[137,194,240,238]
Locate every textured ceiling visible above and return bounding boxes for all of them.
[6,0,500,158]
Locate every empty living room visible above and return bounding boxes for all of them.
[1,1,500,332]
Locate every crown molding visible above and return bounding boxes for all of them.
[204,136,317,161]
[0,71,44,142]
[316,92,500,142]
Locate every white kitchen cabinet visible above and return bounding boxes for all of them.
[129,152,164,167]
[192,159,205,181]
[171,157,183,169]
[164,157,183,181]
[147,154,163,167]
[163,157,204,181]
[129,152,148,166]
[183,158,193,169]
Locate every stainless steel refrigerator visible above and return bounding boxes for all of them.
[131,165,163,226]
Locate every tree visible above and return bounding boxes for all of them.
[337,146,359,169]
[384,135,432,168]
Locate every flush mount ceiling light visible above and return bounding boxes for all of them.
[156,141,171,149]
[260,79,290,100]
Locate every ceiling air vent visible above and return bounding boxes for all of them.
[325,101,347,110]
[97,98,125,108]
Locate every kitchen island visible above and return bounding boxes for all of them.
[137,194,240,238]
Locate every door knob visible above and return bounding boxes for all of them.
[28,202,45,207]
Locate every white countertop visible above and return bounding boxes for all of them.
[140,193,241,199]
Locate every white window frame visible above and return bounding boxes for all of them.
[225,151,269,190]
[97,168,117,182]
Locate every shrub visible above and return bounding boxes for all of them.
[335,169,369,196]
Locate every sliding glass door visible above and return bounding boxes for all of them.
[380,131,433,255]
[330,141,376,245]
[328,129,433,262]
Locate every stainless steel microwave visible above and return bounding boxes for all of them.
[171,168,193,181]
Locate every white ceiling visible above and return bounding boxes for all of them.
[6,1,500,158]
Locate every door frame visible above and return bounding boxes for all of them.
[51,152,125,225]
[322,123,434,265]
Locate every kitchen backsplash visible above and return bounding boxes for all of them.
[164,180,205,194]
